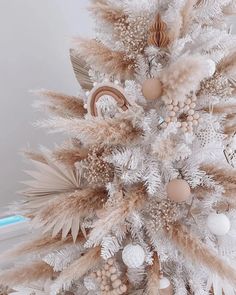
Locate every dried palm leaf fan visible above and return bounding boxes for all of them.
[70,49,93,91]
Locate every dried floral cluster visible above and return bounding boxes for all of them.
[1,0,236,295]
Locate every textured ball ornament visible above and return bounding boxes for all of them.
[122,244,145,268]
[207,213,231,236]
[167,179,191,202]
[142,78,163,100]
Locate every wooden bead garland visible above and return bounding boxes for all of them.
[162,94,200,133]
[91,258,127,295]
[86,82,131,117]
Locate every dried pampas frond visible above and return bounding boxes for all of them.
[169,223,236,285]
[180,0,197,36]
[86,185,147,247]
[0,233,85,264]
[224,114,236,135]
[70,49,93,91]
[161,55,211,102]
[201,165,236,198]
[0,261,53,287]
[73,38,135,79]
[51,246,101,295]
[217,51,236,78]
[38,115,141,146]
[52,145,88,167]
[32,187,107,241]
[23,150,47,164]
[146,253,161,295]
[33,89,86,118]
[89,0,124,23]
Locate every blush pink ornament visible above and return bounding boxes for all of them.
[142,78,163,100]
[167,179,191,202]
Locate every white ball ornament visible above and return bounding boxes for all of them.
[159,277,173,295]
[206,59,216,77]
[160,277,171,289]
[122,244,145,268]
[207,213,231,236]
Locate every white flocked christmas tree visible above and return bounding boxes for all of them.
[1,0,236,294]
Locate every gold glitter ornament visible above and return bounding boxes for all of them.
[198,72,233,98]
[81,146,114,186]
[145,199,186,232]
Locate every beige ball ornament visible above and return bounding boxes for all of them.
[167,179,191,202]
[142,78,163,100]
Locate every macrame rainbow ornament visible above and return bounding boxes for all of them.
[86,82,131,117]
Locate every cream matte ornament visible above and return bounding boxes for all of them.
[122,244,145,268]
[167,179,191,202]
[142,78,163,100]
[207,213,231,236]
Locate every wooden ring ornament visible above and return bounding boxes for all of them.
[87,82,131,117]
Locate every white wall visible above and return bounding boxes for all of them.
[0,0,92,210]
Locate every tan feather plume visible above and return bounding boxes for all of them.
[38,114,141,146]
[23,150,48,164]
[0,261,53,287]
[180,0,197,36]
[73,38,135,79]
[33,89,86,118]
[169,223,236,285]
[51,246,101,294]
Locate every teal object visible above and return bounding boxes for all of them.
[0,215,26,227]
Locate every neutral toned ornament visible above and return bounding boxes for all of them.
[207,213,231,236]
[147,14,169,48]
[159,277,173,295]
[87,82,131,116]
[206,59,216,77]
[122,244,145,268]
[167,179,191,202]
[142,78,163,100]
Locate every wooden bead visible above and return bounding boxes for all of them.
[111,274,118,282]
[120,285,127,293]
[142,78,163,100]
[108,258,114,265]
[110,266,117,274]
[167,179,191,202]
[112,279,122,289]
